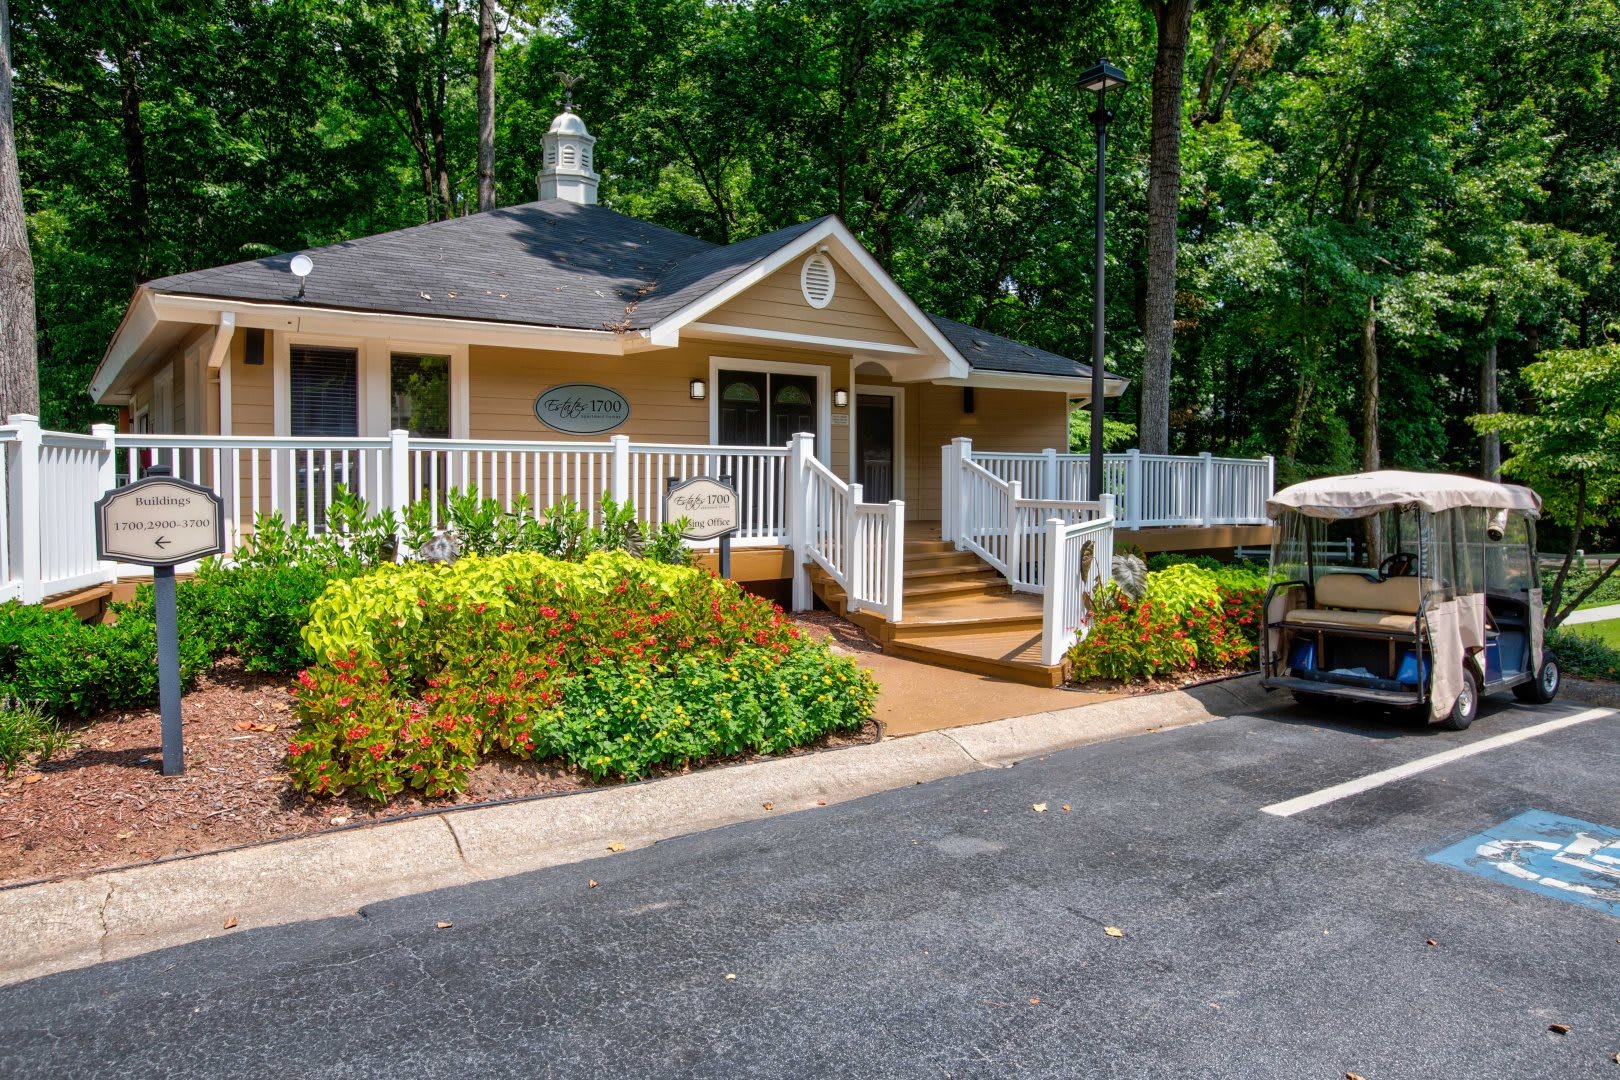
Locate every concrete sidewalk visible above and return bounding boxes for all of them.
[1561,601,1620,626]
[0,675,1274,987]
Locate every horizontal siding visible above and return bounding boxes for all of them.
[469,342,852,477]
[704,259,915,347]
[231,330,274,436]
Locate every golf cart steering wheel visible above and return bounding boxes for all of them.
[1379,552,1418,579]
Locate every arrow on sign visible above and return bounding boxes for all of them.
[154,536,171,549]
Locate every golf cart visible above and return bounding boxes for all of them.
[1260,470,1560,730]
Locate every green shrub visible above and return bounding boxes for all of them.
[287,551,877,797]
[1068,563,1268,683]
[1548,628,1620,682]
[189,562,331,672]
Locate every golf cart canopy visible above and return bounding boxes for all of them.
[1267,470,1541,521]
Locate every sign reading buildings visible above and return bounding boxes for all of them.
[95,476,225,566]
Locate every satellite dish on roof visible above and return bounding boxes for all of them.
[289,254,314,299]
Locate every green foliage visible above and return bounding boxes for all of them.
[1548,628,1620,683]
[0,598,212,718]
[288,551,876,798]
[0,699,76,777]
[1068,564,1266,683]
[190,562,332,673]
[1068,415,1138,454]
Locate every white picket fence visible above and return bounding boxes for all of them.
[0,415,902,614]
[948,440,1273,529]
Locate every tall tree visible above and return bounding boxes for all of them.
[1138,0,1194,454]
[476,0,497,212]
[0,0,38,416]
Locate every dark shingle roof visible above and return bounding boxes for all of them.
[928,314,1100,380]
[145,200,1103,380]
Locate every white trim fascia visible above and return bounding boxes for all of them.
[852,382,905,500]
[647,219,973,379]
[148,294,632,354]
[708,355,832,467]
[218,348,232,436]
[931,371,1131,396]
[685,321,925,357]
[89,289,160,401]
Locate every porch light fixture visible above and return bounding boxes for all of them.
[689,378,707,401]
[289,253,314,300]
[1077,58,1128,499]
[833,388,849,408]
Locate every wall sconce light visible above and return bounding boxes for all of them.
[833,388,849,408]
[963,387,976,414]
[689,378,707,401]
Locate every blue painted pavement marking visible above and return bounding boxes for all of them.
[1429,809,1620,918]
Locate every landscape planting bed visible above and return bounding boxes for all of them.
[0,613,880,888]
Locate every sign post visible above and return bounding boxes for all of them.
[94,466,225,776]
[664,475,740,578]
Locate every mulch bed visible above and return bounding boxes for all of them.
[0,627,880,888]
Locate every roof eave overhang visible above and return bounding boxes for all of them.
[931,371,1130,396]
[91,292,638,402]
[642,218,973,379]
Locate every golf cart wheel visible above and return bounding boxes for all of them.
[1437,666,1482,731]
[1512,650,1561,705]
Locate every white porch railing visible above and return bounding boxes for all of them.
[1039,513,1117,666]
[796,436,903,622]
[949,440,1274,529]
[0,415,911,615]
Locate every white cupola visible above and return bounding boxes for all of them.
[537,107,600,205]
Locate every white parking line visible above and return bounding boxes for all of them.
[1261,707,1618,818]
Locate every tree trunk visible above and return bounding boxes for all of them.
[1480,334,1500,481]
[1360,295,1379,471]
[117,43,150,282]
[0,0,39,417]
[1139,0,1195,455]
[1360,295,1382,559]
[476,0,497,213]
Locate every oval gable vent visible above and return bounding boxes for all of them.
[800,252,836,309]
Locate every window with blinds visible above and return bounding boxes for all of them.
[290,346,359,437]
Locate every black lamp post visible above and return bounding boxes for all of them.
[1077,58,1127,501]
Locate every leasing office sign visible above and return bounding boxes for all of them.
[533,383,631,434]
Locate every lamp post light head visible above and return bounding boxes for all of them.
[1077,59,1129,96]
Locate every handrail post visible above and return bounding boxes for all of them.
[388,429,410,557]
[1007,479,1023,586]
[888,500,905,623]
[787,433,814,611]
[1199,451,1215,526]
[1042,447,1059,501]
[1041,517,1065,666]
[9,414,42,603]
[609,434,630,505]
[91,423,118,584]
[1099,492,1115,522]
[1125,448,1143,530]
[1263,454,1276,522]
[943,436,971,548]
[846,482,864,609]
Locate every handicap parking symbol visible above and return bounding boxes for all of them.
[1429,809,1620,918]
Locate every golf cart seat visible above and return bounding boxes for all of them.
[1282,573,1429,635]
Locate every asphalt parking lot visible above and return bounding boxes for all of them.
[2,691,1616,1079]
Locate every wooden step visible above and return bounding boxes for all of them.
[886,630,1065,688]
[902,577,1008,601]
[901,563,1002,583]
[903,549,985,571]
[903,538,955,555]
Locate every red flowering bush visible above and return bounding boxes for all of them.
[287,552,875,799]
[1067,565,1266,683]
